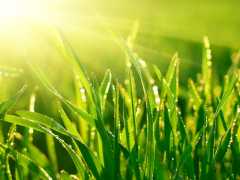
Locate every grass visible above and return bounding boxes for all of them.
[0,8,240,180]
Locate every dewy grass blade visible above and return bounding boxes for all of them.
[15,154,23,180]
[0,143,51,180]
[206,124,232,180]
[57,102,82,140]
[58,102,103,180]
[20,37,115,179]
[55,25,94,105]
[159,53,178,107]
[18,52,96,127]
[16,111,78,139]
[154,65,195,179]
[164,105,172,166]
[0,84,27,114]
[206,76,238,169]
[188,78,202,111]
[91,8,154,179]
[74,72,88,143]
[114,80,120,179]
[1,114,89,180]
[5,124,16,147]
[4,156,12,180]
[123,97,141,180]
[129,70,138,156]
[173,127,205,180]
[100,69,112,112]
[214,76,239,118]
[46,132,58,176]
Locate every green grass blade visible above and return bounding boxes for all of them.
[57,102,82,140]
[73,139,103,179]
[2,114,89,180]
[16,111,78,139]
[159,53,178,107]
[4,156,13,180]
[15,154,23,180]
[89,8,156,176]
[188,78,202,110]
[55,25,94,105]
[20,51,114,179]
[58,102,103,179]
[206,125,232,180]
[18,52,96,127]
[5,124,16,146]
[174,126,205,180]
[92,73,102,109]
[164,105,172,166]
[0,84,27,114]
[114,80,120,179]
[215,76,239,118]
[206,76,238,168]
[28,144,56,178]
[60,170,72,180]
[123,97,141,180]
[100,69,111,112]
[91,8,141,78]
[0,143,51,180]
[74,73,88,143]
[46,133,58,176]
[129,70,138,156]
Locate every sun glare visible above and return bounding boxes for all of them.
[0,1,27,22]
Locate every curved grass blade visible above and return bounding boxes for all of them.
[16,111,78,139]
[215,76,239,118]
[16,110,103,179]
[18,52,96,128]
[57,102,82,140]
[60,171,72,180]
[2,114,89,180]
[58,102,103,180]
[0,143,51,180]
[55,25,94,105]
[173,126,205,180]
[56,25,115,177]
[19,50,115,179]
[0,84,27,114]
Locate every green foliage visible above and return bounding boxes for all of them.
[0,8,239,180]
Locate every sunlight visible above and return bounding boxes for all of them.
[0,0,28,22]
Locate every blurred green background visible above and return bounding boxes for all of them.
[0,0,240,174]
